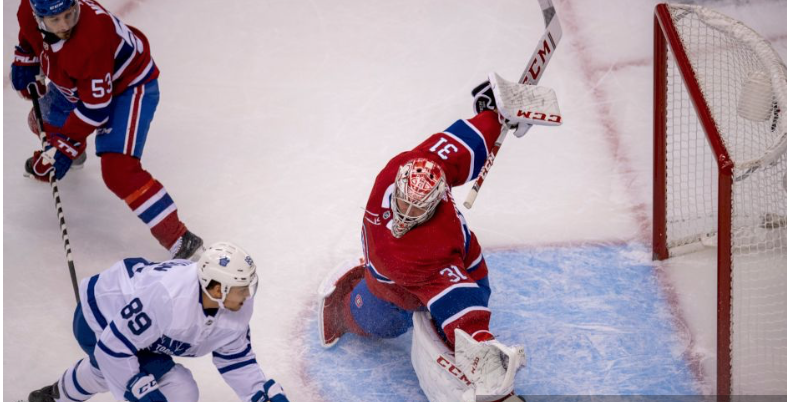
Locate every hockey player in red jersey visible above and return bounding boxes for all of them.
[316,73,564,401]
[10,0,203,259]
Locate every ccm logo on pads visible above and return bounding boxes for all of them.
[436,355,472,386]
[516,110,562,124]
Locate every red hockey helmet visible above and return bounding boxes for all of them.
[391,158,447,238]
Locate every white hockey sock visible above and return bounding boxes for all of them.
[57,358,108,401]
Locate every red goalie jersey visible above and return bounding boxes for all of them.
[17,0,159,141]
[361,110,503,346]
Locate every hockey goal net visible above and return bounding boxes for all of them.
[653,3,787,395]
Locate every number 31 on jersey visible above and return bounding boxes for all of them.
[429,137,458,160]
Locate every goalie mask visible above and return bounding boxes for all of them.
[391,158,447,238]
[198,242,259,308]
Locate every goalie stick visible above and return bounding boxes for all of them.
[29,81,80,303]
[464,0,563,209]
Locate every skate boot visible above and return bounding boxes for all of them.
[28,381,59,402]
[318,259,366,348]
[24,157,36,178]
[71,152,87,169]
[171,230,205,260]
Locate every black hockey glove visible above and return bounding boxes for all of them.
[472,80,496,114]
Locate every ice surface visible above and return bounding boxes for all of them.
[4,0,787,400]
[306,245,698,401]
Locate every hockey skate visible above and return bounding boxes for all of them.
[318,259,366,348]
[171,230,205,260]
[28,381,59,402]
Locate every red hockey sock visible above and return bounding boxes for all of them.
[101,153,187,249]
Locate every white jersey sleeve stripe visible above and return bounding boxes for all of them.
[128,60,154,87]
[74,107,108,127]
[109,321,139,354]
[217,358,257,374]
[81,99,112,109]
[426,282,479,311]
[440,306,491,330]
[213,344,252,360]
[86,275,108,329]
[96,340,133,358]
[467,254,484,273]
[367,260,394,284]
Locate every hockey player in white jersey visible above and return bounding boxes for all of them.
[28,242,288,402]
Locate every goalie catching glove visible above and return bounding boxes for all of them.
[472,72,562,137]
[455,329,526,402]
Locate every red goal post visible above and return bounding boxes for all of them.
[653,3,787,396]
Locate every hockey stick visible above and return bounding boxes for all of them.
[28,82,80,303]
[464,0,563,209]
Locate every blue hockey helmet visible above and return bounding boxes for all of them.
[30,0,76,17]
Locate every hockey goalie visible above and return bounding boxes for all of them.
[318,73,562,402]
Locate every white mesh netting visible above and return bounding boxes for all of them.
[662,4,787,394]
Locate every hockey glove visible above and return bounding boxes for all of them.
[11,46,46,100]
[472,80,496,115]
[137,351,176,381]
[251,379,289,402]
[28,134,85,182]
[124,372,168,402]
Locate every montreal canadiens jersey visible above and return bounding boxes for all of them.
[16,0,159,141]
[78,258,268,401]
[361,110,503,346]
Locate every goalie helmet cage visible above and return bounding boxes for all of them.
[653,3,787,396]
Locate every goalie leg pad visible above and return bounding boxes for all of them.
[349,278,413,338]
[318,259,367,348]
[411,311,474,402]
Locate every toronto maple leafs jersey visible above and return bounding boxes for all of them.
[77,258,269,401]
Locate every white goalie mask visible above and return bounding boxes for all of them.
[391,158,447,238]
[197,242,259,308]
